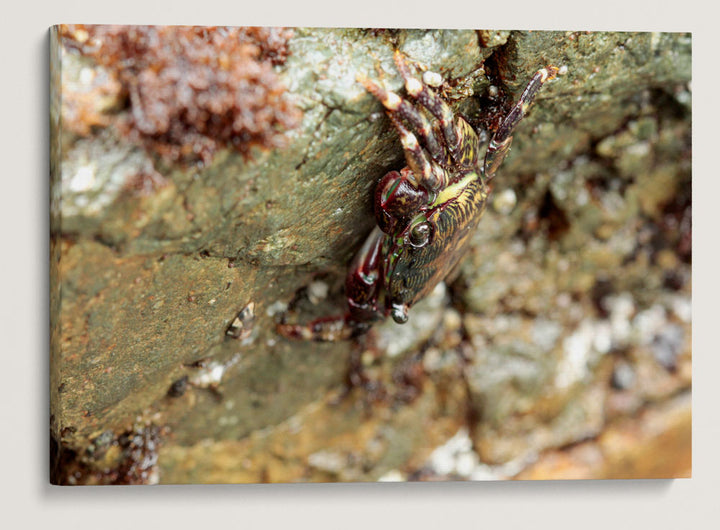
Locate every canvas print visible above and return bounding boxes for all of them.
[49,26,691,484]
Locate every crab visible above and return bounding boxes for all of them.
[279,51,559,341]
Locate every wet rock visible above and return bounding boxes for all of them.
[50,27,691,483]
[515,392,691,479]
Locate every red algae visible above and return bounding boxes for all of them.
[61,25,301,164]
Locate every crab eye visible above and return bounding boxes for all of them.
[409,222,431,248]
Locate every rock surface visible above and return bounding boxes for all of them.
[50,27,691,484]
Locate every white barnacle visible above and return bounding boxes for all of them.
[422,70,443,88]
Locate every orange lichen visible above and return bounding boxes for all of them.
[60,25,301,164]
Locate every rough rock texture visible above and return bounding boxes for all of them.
[50,27,691,484]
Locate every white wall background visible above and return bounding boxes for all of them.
[2,1,714,528]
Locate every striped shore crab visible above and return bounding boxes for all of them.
[279,52,559,341]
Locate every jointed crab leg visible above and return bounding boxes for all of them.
[276,314,359,342]
[358,75,447,166]
[276,228,385,341]
[358,51,489,193]
[385,113,447,191]
[392,51,482,170]
[484,66,559,181]
[392,52,461,158]
[358,74,448,191]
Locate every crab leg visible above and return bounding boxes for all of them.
[392,52,459,152]
[392,51,482,170]
[276,314,360,342]
[276,228,385,341]
[358,74,448,192]
[484,66,559,181]
[387,114,449,192]
[358,71,447,162]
